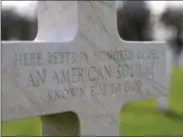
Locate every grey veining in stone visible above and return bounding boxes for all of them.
[2,1,167,136]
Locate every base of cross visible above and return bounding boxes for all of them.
[120,64,183,136]
[1,112,80,136]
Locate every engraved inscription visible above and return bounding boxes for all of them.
[10,49,159,103]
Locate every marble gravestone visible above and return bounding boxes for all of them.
[2,1,168,136]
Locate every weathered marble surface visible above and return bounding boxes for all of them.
[2,1,167,136]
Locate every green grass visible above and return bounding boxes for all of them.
[2,116,42,136]
[168,64,183,114]
[119,64,183,136]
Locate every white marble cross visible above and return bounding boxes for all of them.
[2,1,167,136]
